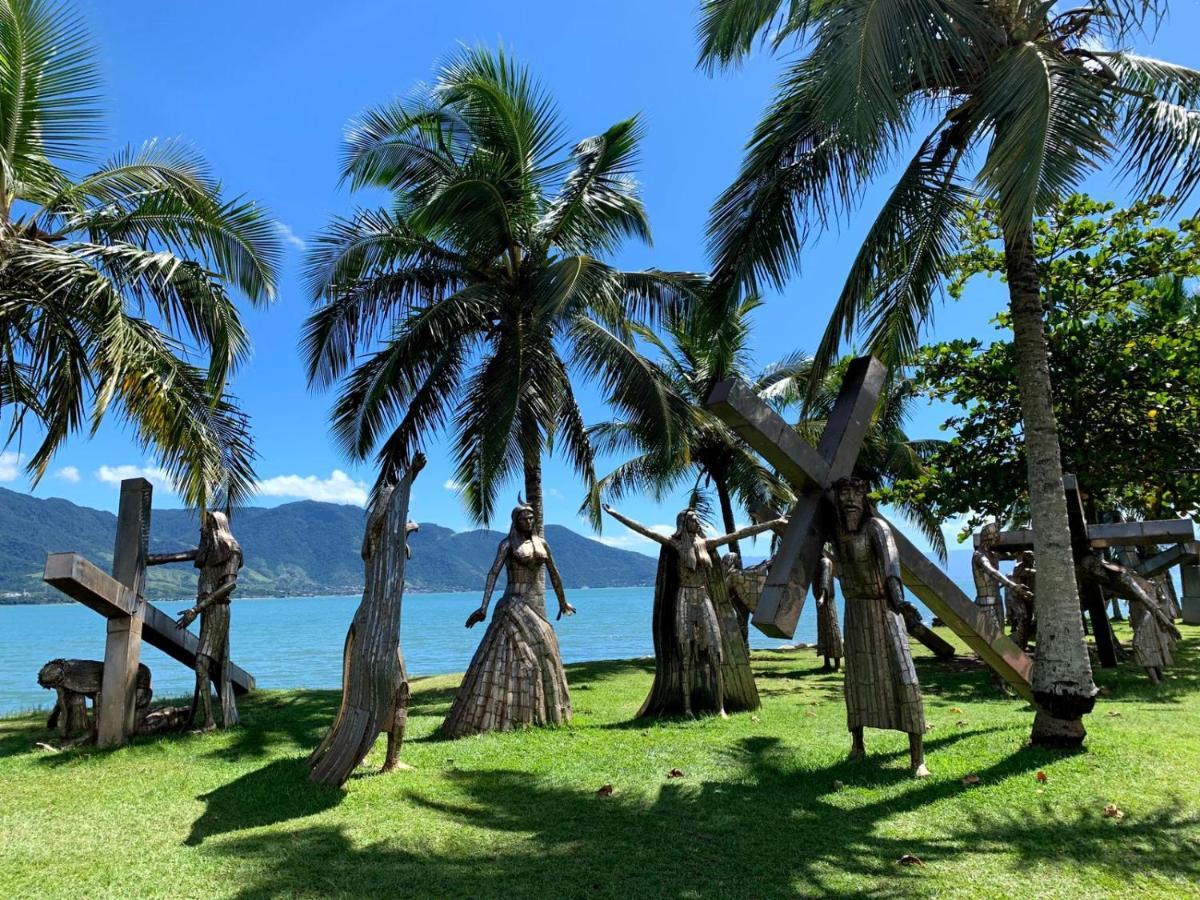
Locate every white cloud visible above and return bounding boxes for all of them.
[0,451,21,482]
[53,465,81,483]
[272,220,307,250]
[599,523,674,553]
[257,470,368,506]
[546,487,565,500]
[96,464,176,493]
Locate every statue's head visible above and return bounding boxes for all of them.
[511,502,536,537]
[723,551,742,572]
[1019,550,1035,566]
[675,508,704,538]
[980,521,1001,549]
[37,659,65,689]
[832,476,871,534]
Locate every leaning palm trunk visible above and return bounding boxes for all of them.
[1003,227,1097,745]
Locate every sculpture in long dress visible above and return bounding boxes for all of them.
[829,477,929,778]
[175,511,243,731]
[813,550,843,671]
[972,523,1032,633]
[1077,555,1180,683]
[441,502,576,738]
[309,454,423,786]
[604,505,785,718]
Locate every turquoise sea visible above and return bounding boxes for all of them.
[0,587,839,716]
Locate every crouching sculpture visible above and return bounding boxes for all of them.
[38,658,152,740]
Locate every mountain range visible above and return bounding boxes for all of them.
[0,487,657,602]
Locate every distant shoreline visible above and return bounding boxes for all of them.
[0,582,656,607]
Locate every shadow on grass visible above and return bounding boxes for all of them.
[185,758,343,846]
[209,733,1195,899]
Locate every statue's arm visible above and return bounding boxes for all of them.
[466,540,508,628]
[706,517,788,551]
[870,520,906,613]
[813,556,834,605]
[975,551,1028,595]
[602,505,672,547]
[543,543,575,619]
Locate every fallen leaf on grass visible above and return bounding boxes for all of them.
[596,784,614,797]
[1106,711,1122,718]
[667,769,685,779]
[897,854,925,867]
[804,711,817,718]
[1036,771,1047,783]
[951,707,963,714]
[33,742,60,753]
[751,715,760,723]
[1103,803,1125,820]
[955,719,968,726]
[961,774,981,786]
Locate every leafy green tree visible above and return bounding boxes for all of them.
[698,0,1200,741]
[588,295,801,550]
[0,0,279,509]
[893,196,1200,534]
[304,47,700,531]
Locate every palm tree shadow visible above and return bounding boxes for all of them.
[184,758,342,846]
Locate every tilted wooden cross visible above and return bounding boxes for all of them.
[707,355,1034,700]
[42,478,254,747]
[982,478,1198,665]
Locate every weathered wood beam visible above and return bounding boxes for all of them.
[1136,542,1200,579]
[984,520,1195,553]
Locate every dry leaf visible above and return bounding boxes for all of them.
[832,780,844,791]
[667,768,685,779]
[804,711,817,718]
[962,774,981,786]
[1106,711,1122,718]
[751,715,760,723]
[955,719,968,726]
[596,784,614,797]
[951,707,963,714]
[1103,803,1124,820]
[33,742,60,753]
[1036,771,1048,783]
[897,854,925,867]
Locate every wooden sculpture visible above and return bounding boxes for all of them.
[813,550,843,671]
[604,505,785,718]
[441,501,576,738]
[309,454,423,786]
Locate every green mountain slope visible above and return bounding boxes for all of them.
[0,488,656,602]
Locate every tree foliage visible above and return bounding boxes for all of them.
[893,195,1200,533]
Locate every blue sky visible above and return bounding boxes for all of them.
[4,0,1200,557]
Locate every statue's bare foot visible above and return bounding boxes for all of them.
[914,763,930,779]
[718,709,729,720]
[381,761,413,773]
[683,708,695,720]
[849,746,865,760]
[192,722,217,735]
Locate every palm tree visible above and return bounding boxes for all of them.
[303,47,701,531]
[588,295,799,552]
[0,0,280,509]
[697,0,1200,744]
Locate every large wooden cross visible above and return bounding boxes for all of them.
[983,480,1198,665]
[42,478,254,747]
[707,355,1034,700]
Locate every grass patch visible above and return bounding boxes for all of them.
[1,625,1198,898]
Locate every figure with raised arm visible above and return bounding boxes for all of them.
[813,548,843,672]
[973,522,1031,634]
[175,511,243,731]
[829,477,928,778]
[604,504,786,718]
[441,501,575,738]
[1008,550,1037,650]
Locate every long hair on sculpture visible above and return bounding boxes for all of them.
[832,476,877,534]
[200,510,241,564]
[672,508,712,571]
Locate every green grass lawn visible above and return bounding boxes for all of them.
[2,625,1198,899]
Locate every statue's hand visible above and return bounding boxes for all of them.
[557,601,576,620]
[1015,585,1034,601]
[175,608,198,629]
[411,452,427,476]
[465,607,487,629]
[602,504,615,516]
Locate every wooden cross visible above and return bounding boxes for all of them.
[707,355,1034,701]
[983,479,1198,665]
[41,478,254,747]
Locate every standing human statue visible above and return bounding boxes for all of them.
[828,477,928,778]
[604,505,786,718]
[972,523,1031,633]
[441,502,575,738]
[1008,551,1037,651]
[813,548,843,672]
[175,511,243,731]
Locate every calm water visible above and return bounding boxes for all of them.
[0,587,831,715]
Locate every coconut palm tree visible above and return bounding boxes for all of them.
[697,0,1200,744]
[587,295,801,550]
[0,0,279,509]
[303,47,701,531]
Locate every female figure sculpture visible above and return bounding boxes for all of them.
[972,522,1031,633]
[813,549,842,672]
[603,505,786,718]
[829,477,928,777]
[441,502,575,738]
[175,511,243,731]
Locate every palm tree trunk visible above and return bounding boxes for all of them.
[522,422,544,537]
[1003,225,1097,746]
[715,478,741,556]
